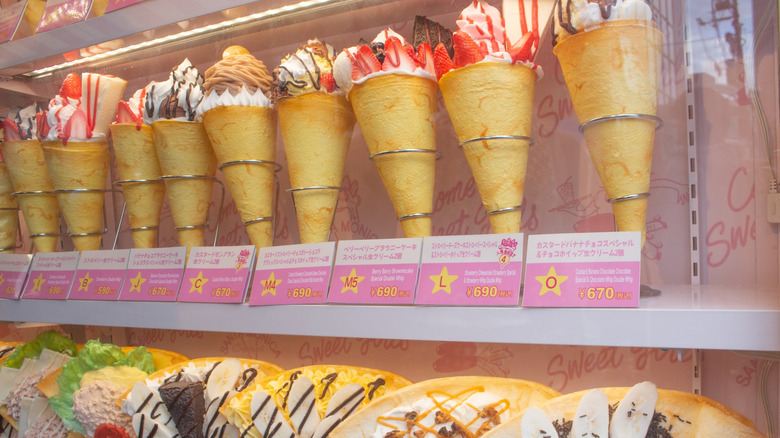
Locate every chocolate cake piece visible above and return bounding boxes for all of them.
[413,15,453,58]
[158,381,205,438]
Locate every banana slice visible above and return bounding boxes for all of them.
[311,415,342,438]
[521,407,560,438]
[206,358,242,402]
[609,381,658,438]
[287,376,319,438]
[323,383,364,419]
[205,389,239,438]
[249,389,298,438]
[571,388,608,438]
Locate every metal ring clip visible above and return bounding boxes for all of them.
[608,193,651,203]
[287,186,343,193]
[397,212,432,222]
[114,178,164,185]
[244,217,273,226]
[485,205,523,215]
[369,149,442,160]
[579,113,664,133]
[11,190,56,196]
[459,135,535,149]
[218,159,283,172]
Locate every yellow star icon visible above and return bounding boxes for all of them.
[340,268,364,294]
[0,273,5,286]
[32,273,46,291]
[189,271,208,294]
[430,266,458,294]
[261,272,282,296]
[129,272,146,293]
[535,266,568,296]
[77,272,94,292]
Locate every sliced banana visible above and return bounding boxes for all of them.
[205,390,238,438]
[571,388,608,438]
[324,383,364,419]
[287,376,320,438]
[206,358,242,402]
[249,389,298,438]
[311,415,342,438]
[521,407,560,438]
[609,381,658,438]
[133,413,180,438]
[129,382,179,437]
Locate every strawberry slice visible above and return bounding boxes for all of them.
[94,424,130,438]
[36,112,50,140]
[115,100,139,124]
[319,73,336,93]
[416,42,436,77]
[61,109,91,145]
[351,45,382,81]
[1,119,21,142]
[58,73,81,99]
[382,36,417,72]
[452,31,484,68]
[404,44,419,66]
[508,31,535,63]
[433,42,454,80]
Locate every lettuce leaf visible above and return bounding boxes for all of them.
[3,330,77,369]
[49,340,155,434]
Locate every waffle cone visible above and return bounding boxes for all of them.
[202,106,276,249]
[277,93,355,243]
[554,21,662,244]
[152,120,217,249]
[111,123,165,248]
[440,62,536,234]
[0,163,19,253]
[1,140,60,252]
[350,74,438,237]
[41,140,109,251]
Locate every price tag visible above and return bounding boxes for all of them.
[0,1,26,43]
[68,249,129,300]
[178,246,255,304]
[0,254,33,299]
[21,252,79,300]
[417,233,523,306]
[250,242,335,306]
[522,231,641,308]
[119,247,186,302]
[104,0,145,13]
[327,238,421,305]
[36,0,93,33]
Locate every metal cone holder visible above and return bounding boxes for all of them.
[52,188,112,247]
[0,205,23,251]
[578,113,664,204]
[218,159,282,245]
[287,186,341,242]
[111,178,166,249]
[11,190,62,252]
[368,148,442,223]
[158,175,226,247]
[458,135,536,217]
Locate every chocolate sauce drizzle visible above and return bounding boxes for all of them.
[366,378,386,400]
[552,0,645,45]
[281,370,303,409]
[145,63,204,121]
[319,373,338,399]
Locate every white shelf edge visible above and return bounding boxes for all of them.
[0,288,777,351]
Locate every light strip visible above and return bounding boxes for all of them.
[28,0,350,77]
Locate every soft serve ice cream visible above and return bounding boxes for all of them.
[145,58,205,122]
[199,46,273,113]
[275,39,341,99]
[552,0,654,44]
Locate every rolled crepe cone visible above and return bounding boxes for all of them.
[152,120,217,249]
[0,163,19,253]
[277,92,355,244]
[439,62,536,234]
[349,74,438,238]
[41,140,109,251]
[202,106,276,249]
[554,20,662,245]
[110,123,165,248]
[0,140,60,252]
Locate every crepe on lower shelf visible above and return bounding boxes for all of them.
[221,364,413,438]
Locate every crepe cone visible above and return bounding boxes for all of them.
[554,21,662,245]
[152,120,217,249]
[110,123,165,248]
[277,92,355,244]
[0,163,19,253]
[202,106,276,249]
[440,62,536,234]
[0,140,60,252]
[349,74,438,237]
[41,140,109,251]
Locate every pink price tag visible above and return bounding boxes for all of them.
[22,252,80,300]
[104,0,145,13]
[250,242,335,306]
[178,246,255,304]
[522,232,642,308]
[0,254,33,299]
[327,238,421,305]
[68,249,129,300]
[0,2,26,43]
[119,247,186,302]
[36,0,92,33]
[417,234,523,306]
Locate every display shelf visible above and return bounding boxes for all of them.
[0,285,776,351]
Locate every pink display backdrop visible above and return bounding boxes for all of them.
[0,1,25,43]
[104,0,145,13]
[36,0,92,32]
